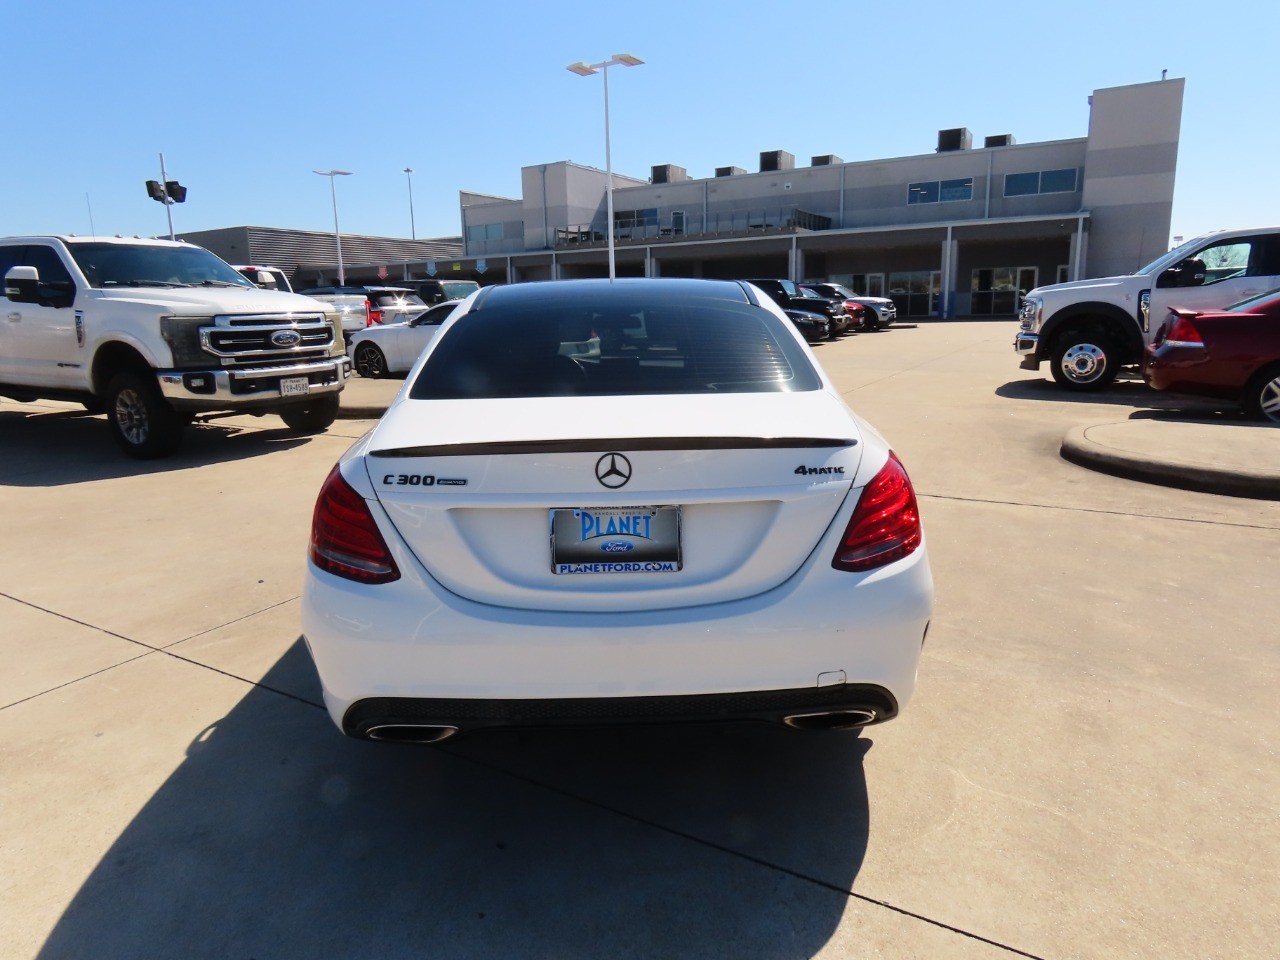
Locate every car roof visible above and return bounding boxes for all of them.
[471,278,752,312]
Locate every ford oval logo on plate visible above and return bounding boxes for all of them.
[271,330,302,347]
[599,541,635,554]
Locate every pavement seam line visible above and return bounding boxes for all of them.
[918,493,1280,531]
[162,595,301,649]
[0,591,326,714]
[440,748,1051,960]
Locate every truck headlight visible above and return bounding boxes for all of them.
[159,316,211,368]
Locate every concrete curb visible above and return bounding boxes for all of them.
[1061,424,1280,501]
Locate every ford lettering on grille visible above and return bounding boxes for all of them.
[271,330,303,347]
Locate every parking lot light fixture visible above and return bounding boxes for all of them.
[313,170,353,285]
[565,53,645,282]
[403,167,416,240]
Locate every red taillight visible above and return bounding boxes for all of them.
[366,299,384,325]
[1165,314,1204,346]
[832,452,922,572]
[310,465,400,584]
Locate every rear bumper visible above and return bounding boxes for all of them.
[342,684,900,739]
[1143,344,1231,397]
[303,500,933,736]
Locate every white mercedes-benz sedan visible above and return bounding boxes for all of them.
[302,278,933,743]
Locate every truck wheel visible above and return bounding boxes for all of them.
[106,372,184,459]
[1049,330,1120,391]
[280,395,340,434]
[1245,364,1280,424]
[354,342,388,379]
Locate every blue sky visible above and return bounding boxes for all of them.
[5,0,1277,252]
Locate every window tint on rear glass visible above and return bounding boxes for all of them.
[410,297,821,399]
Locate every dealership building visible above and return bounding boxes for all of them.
[186,78,1184,319]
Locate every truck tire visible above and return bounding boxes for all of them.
[353,342,388,379]
[1245,363,1280,424]
[1049,329,1120,391]
[279,395,340,434]
[106,371,184,459]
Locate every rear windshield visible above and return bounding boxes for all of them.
[410,296,821,399]
[371,291,426,307]
[440,281,480,300]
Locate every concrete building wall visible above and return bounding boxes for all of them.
[1081,78,1184,277]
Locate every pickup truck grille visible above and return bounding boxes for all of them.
[199,313,335,366]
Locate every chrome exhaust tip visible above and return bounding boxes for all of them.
[782,708,878,731]
[365,723,459,744]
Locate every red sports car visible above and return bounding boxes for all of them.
[1143,289,1280,424]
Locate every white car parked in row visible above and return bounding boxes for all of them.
[302,278,933,742]
[347,300,460,378]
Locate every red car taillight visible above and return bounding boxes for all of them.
[366,299,384,325]
[1164,314,1204,346]
[310,465,400,584]
[832,453,922,572]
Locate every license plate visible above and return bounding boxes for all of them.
[550,505,681,575]
[279,377,309,397]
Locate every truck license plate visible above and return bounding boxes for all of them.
[280,377,309,397]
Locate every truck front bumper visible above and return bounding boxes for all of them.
[156,355,352,408]
[1014,328,1040,368]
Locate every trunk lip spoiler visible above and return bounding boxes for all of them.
[369,437,858,458]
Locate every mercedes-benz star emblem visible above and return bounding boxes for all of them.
[595,453,632,489]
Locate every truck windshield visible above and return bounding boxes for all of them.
[1134,235,1210,277]
[67,243,255,290]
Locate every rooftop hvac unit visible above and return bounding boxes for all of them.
[936,128,972,152]
[759,150,795,172]
[715,166,747,178]
[651,164,689,184]
[810,154,843,166]
[984,134,1017,148]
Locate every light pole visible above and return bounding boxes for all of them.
[313,169,352,285]
[403,167,417,240]
[566,53,644,282]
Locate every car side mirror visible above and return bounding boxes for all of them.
[5,265,39,303]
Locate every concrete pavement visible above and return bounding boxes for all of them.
[4,322,1279,960]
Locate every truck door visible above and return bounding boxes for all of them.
[2,245,84,390]
[1148,234,1279,334]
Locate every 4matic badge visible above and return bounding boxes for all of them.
[795,465,845,476]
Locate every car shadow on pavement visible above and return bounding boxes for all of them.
[1126,406,1253,423]
[37,641,873,960]
[995,376,1166,407]
[0,406,314,486]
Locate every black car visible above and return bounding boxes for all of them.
[743,278,852,337]
[785,308,832,344]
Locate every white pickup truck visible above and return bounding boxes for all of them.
[1014,225,1280,390]
[1,235,352,457]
